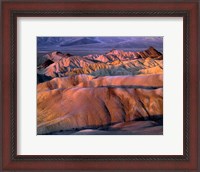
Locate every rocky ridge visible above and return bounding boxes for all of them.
[37,47,163,135]
[37,47,163,83]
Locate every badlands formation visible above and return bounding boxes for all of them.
[37,47,163,135]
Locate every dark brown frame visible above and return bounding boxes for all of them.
[1,0,199,171]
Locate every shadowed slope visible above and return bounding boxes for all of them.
[50,120,163,135]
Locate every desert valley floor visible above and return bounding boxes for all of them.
[37,47,163,135]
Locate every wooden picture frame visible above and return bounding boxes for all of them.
[1,0,199,171]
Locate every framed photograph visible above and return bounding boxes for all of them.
[1,0,199,171]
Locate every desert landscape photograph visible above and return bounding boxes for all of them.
[37,37,163,135]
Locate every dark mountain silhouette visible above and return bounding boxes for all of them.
[37,37,163,53]
[60,37,102,46]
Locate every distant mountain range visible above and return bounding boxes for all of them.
[37,37,163,53]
